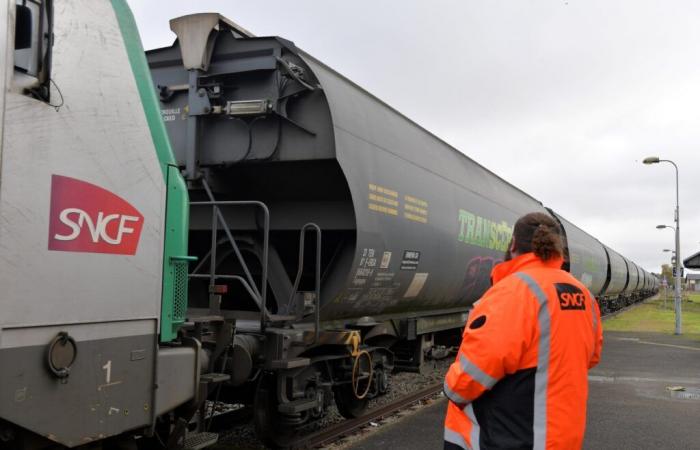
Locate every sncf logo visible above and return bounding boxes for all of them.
[48,175,144,255]
[555,283,587,311]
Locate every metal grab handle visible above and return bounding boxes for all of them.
[46,332,77,384]
[171,256,198,262]
[286,223,322,343]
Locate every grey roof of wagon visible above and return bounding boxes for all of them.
[550,209,611,254]
[550,209,641,270]
[294,47,542,206]
[162,16,543,207]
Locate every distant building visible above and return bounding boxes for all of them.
[684,251,700,269]
[685,273,700,292]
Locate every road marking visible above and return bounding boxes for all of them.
[636,340,700,352]
[589,375,700,385]
[609,336,700,352]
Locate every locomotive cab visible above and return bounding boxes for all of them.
[0,1,200,448]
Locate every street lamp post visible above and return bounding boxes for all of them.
[661,248,675,309]
[645,155,682,335]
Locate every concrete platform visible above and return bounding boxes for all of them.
[347,331,700,449]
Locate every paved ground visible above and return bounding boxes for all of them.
[584,331,700,449]
[347,331,700,449]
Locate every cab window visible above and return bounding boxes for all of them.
[13,0,53,100]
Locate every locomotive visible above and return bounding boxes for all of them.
[0,2,656,449]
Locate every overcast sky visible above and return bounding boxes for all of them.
[128,0,700,273]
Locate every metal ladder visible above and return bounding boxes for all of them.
[188,179,272,330]
[285,222,323,342]
[188,179,323,335]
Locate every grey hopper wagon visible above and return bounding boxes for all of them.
[603,245,629,297]
[146,15,549,325]
[625,259,640,295]
[147,17,648,325]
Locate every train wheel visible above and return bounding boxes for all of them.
[333,383,369,418]
[334,350,373,418]
[253,375,298,448]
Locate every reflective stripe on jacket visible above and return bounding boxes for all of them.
[444,252,603,450]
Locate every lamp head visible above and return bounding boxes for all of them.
[656,225,667,229]
[643,156,660,164]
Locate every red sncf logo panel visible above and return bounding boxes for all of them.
[48,175,144,255]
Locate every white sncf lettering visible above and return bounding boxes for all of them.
[54,208,141,245]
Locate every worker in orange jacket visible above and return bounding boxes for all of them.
[444,212,603,450]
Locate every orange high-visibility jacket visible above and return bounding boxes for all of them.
[444,252,603,450]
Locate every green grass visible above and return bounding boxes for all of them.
[604,291,700,340]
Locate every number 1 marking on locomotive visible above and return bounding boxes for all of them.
[102,360,112,384]
[97,360,122,391]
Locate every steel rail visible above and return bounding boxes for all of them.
[290,382,444,449]
[601,292,658,321]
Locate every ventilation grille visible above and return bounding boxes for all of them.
[172,259,188,324]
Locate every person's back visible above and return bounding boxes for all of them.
[443,212,603,450]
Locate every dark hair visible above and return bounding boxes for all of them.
[511,212,563,261]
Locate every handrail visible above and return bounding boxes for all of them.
[286,223,322,343]
[191,181,271,332]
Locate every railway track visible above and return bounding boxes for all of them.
[288,382,444,449]
[284,297,650,449]
[601,294,657,321]
[214,296,652,449]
